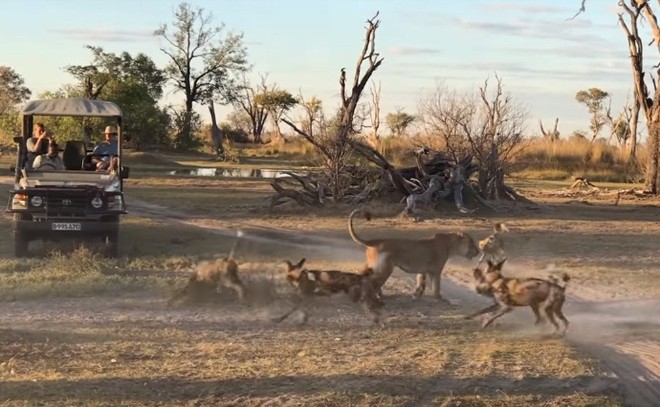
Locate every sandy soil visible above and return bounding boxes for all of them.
[120,196,660,407]
[1,176,658,406]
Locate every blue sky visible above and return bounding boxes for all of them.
[0,0,646,137]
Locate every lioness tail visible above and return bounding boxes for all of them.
[348,209,373,247]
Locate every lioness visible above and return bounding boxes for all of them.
[273,258,383,325]
[167,256,246,306]
[469,259,570,335]
[348,209,480,302]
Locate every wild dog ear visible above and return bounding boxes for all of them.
[294,258,306,268]
[487,259,495,268]
[284,260,293,269]
[495,258,507,270]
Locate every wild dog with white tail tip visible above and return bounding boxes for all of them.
[273,258,383,326]
[468,259,571,335]
[167,230,246,305]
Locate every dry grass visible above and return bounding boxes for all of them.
[0,305,620,406]
[512,138,645,182]
[7,149,660,405]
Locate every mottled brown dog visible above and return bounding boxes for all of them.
[273,258,383,326]
[167,257,246,306]
[468,259,570,335]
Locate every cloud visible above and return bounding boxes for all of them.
[392,60,630,86]
[444,15,616,48]
[482,2,570,14]
[504,44,627,61]
[388,46,442,56]
[50,28,156,42]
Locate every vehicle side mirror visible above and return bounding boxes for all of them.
[120,166,130,179]
[13,136,22,144]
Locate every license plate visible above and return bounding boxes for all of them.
[52,222,82,231]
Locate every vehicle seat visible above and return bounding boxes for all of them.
[62,140,87,170]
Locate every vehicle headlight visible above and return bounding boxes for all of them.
[91,196,104,209]
[30,196,43,207]
[107,195,123,209]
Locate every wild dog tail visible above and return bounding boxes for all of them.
[227,229,245,259]
[493,223,509,234]
[348,209,373,247]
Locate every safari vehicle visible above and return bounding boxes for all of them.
[6,98,129,258]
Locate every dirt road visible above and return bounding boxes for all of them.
[1,181,657,406]
[123,196,660,407]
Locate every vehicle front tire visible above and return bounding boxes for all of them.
[104,231,119,258]
[14,230,30,258]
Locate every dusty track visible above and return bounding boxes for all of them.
[0,181,657,406]
[124,195,660,407]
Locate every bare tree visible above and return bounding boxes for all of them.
[281,12,384,201]
[604,95,634,148]
[576,0,660,192]
[367,80,382,152]
[419,75,528,200]
[155,2,248,149]
[228,74,269,143]
[539,118,560,142]
[297,93,323,138]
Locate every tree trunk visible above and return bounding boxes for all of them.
[629,99,639,161]
[208,101,224,157]
[645,118,660,193]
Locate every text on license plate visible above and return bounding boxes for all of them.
[52,222,82,231]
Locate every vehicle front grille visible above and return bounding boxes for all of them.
[39,190,90,215]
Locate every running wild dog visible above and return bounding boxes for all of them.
[273,258,384,326]
[469,259,570,335]
[167,231,246,305]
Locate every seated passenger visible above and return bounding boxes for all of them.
[33,140,65,171]
[92,126,119,171]
[26,123,50,170]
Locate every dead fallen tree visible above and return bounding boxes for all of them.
[263,140,529,215]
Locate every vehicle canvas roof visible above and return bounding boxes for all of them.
[21,97,123,118]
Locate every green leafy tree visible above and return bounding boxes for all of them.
[0,66,31,116]
[575,88,610,143]
[254,89,298,142]
[385,108,415,137]
[66,46,168,148]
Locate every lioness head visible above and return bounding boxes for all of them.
[451,232,480,259]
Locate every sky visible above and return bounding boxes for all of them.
[0,0,651,138]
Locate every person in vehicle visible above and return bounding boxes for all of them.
[92,125,119,171]
[26,122,50,169]
[33,139,65,170]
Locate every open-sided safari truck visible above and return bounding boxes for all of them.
[6,98,129,258]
